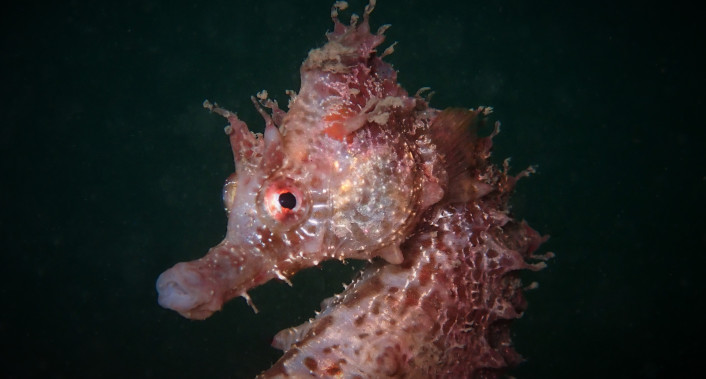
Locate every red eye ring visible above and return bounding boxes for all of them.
[258,177,309,230]
[264,187,300,220]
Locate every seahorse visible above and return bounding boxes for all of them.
[156,1,551,377]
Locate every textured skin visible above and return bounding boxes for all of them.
[156,1,550,377]
[264,201,546,379]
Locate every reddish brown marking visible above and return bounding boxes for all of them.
[304,357,318,371]
[323,123,348,141]
[474,253,483,269]
[322,107,356,141]
[375,346,401,376]
[296,316,334,346]
[371,300,381,315]
[343,277,384,308]
[358,333,369,339]
[500,256,514,268]
[325,364,342,376]
[472,267,482,281]
[403,287,421,307]
[418,262,434,286]
[354,314,367,327]
[487,249,499,259]
[421,290,441,318]
[470,233,481,246]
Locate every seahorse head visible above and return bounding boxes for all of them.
[156,1,451,319]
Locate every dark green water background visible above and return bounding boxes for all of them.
[2,0,704,377]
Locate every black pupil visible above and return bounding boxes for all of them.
[278,192,297,209]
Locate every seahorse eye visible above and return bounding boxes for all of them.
[278,192,297,209]
[258,177,310,231]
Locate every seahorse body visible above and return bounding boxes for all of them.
[263,199,547,378]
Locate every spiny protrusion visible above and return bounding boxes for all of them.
[203,99,234,119]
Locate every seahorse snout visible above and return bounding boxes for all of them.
[156,262,221,320]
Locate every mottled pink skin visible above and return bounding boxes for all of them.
[157,1,550,377]
[157,0,445,320]
[263,199,547,379]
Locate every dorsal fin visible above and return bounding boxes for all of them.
[430,107,500,203]
[429,107,481,181]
